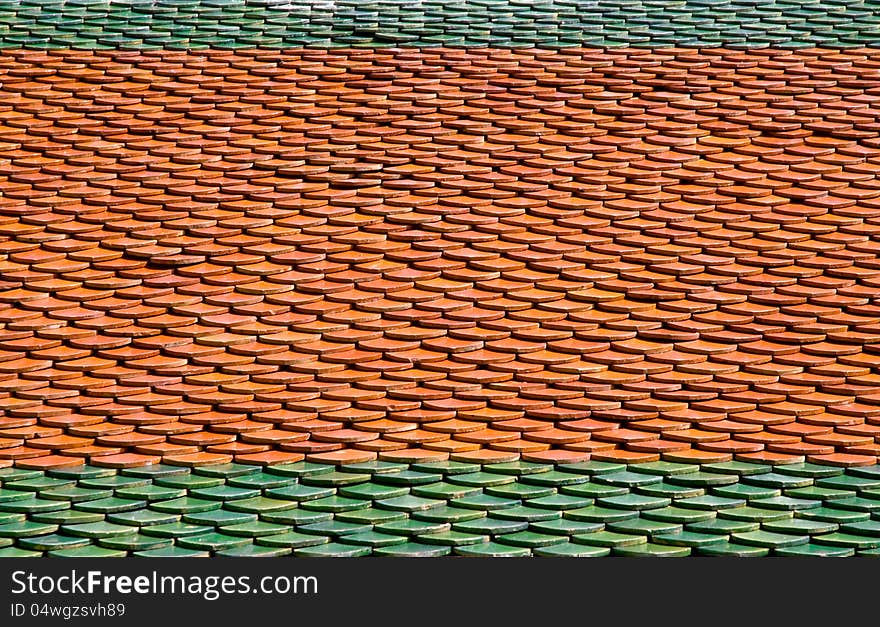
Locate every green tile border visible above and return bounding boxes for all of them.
[0,0,880,49]
[2,459,880,556]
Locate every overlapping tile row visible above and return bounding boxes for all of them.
[5,0,880,48]
[2,459,880,557]
[6,47,880,472]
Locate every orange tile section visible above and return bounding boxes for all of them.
[1,47,880,469]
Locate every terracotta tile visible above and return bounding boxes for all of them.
[14,454,85,470]
[449,448,519,464]
[521,449,591,464]
[807,452,878,467]
[735,451,806,465]
[90,453,161,468]
[307,450,377,465]
[0,47,878,472]
[164,452,233,467]
[379,448,449,463]
[662,449,733,464]
[234,450,304,466]
[591,449,660,464]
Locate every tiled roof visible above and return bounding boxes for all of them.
[2,48,880,477]
[4,2,880,558]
